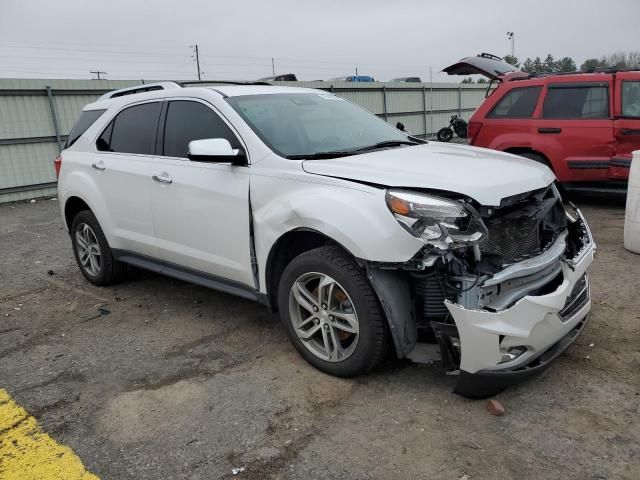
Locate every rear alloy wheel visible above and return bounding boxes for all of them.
[75,223,101,276]
[71,210,126,286]
[278,246,387,377]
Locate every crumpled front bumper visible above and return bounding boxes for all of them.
[446,209,596,398]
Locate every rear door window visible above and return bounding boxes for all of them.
[542,83,609,119]
[97,102,161,154]
[66,109,106,147]
[621,81,640,118]
[487,86,541,118]
[162,100,240,158]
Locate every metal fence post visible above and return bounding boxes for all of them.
[46,86,63,153]
[422,86,428,139]
[382,85,388,121]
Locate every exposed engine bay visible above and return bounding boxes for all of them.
[367,184,593,375]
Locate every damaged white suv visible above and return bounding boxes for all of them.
[56,81,595,397]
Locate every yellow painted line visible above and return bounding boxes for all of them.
[0,389,99,480]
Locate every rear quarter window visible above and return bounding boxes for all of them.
[66,109,106,148]
[487,86,541,119]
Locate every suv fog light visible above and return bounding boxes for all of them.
[499,346,527,364]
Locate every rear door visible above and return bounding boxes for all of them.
[91,101,161,257]
[472,84,543,148]
[614,72,640,170]
[150,98,253,286]
[533,79,615,182]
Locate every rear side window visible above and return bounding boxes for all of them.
[66,109,105,148]
[162,100,240,158]
[543,83,609,119]
[622,81,640,118]
[487,87,541,119]
[97,102,161,154]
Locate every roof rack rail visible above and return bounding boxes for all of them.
[178,80,273,86]
[98,81,182,100]
[511,66,640,81]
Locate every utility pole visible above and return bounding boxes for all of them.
[190,44,201,80]
[507,32,515,57]
[90,70,106,80]
[355,67,358,77]
[271,57,275,77]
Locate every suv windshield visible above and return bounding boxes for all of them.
[226,93,413,158]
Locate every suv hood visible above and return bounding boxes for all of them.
[443,53,520,80]
[302,143,555,206]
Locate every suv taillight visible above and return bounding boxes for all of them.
[54,155,62,178]
[467,121,482,145]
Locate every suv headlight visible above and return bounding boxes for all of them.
[385,190,488,249]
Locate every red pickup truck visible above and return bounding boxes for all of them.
[444,54,640,194]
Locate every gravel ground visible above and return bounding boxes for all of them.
[0,197,638,480]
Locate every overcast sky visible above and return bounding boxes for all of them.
[1,0,638,82]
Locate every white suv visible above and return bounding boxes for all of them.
[56,81,595,397]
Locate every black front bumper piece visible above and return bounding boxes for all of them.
[453,313,591,398]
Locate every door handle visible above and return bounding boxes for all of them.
[91,162,105,171]
[620,128,640,136]
[538,127,562,134]
[152,173,172,184]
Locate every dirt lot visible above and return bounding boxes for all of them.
[0,198,638,479]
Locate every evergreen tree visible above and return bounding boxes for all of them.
[503,55,520,68]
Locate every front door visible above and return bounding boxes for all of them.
[614,73,640,176]
[150,99,254,287]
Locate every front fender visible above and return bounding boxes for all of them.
[251,176,424,291]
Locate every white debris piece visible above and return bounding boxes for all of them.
[231,466,245,475]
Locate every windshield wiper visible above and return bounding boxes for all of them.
[350,139,421,153]
[286,139,421,160]
[286,151,358,160]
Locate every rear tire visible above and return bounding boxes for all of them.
[71,210,127,286]
[437,127,454,142]
[277,246,387,378]
[518,152,553,171]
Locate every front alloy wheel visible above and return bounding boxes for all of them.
[289,272,359,362]
[278,246,387,377]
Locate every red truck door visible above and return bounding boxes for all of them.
[533,78,615,183]
[613,72,640,174]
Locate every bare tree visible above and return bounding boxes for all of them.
[600,51,640,69]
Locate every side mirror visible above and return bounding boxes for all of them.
[187,138,246,165]
[396,122,406,132]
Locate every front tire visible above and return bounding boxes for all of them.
[437,127,454,142]
[71,210,126,286]
[277,246,387,377]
